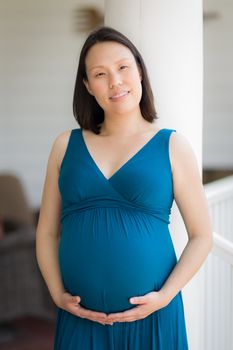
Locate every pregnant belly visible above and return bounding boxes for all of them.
[59,210,177,313]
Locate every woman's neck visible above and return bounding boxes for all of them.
[100,110,152,137]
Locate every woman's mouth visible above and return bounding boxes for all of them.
[109,91,129,101]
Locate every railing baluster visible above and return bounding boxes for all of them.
[231,266,233,350]
[204,175,233,350]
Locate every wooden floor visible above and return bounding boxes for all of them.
[0,317,55,350]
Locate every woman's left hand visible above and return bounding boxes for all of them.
[106,291,169,324]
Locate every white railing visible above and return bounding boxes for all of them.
[204,175,233,350]
[212,232,233,265]
[205,175,233,242]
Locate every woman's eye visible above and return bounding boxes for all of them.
[120,65,128,70]
[95,72,105,77]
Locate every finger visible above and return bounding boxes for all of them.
[76,309,100,321]
[129,296,147,305]
[68,303,113,325]
[72,295,81,304]
[71,307,112,325]
[81,308,108,320]
[75,306,108,323]
[76,311,104,324]
[107,306,144,322]
[107,310,132,322]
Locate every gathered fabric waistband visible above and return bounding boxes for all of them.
[61,197,171,224]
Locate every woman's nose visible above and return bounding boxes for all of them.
[108,72,122,88]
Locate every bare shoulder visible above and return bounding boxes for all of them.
[169,131,200,175]
[49,129,72,171]
[53,129,72,151]
[170,131,195,156]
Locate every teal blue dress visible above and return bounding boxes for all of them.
[54,127,189,349]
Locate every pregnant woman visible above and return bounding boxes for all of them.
[36,26,213,349]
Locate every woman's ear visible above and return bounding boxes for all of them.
[83,79,93,95]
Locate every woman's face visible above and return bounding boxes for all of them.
[83,41,142,116]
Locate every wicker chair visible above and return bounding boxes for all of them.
[0,173,55,322]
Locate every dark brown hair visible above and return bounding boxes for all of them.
[73,26,158,134]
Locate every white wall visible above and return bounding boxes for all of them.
[0,0,104,209]
[203,0,233,169]
[1,0,233,209]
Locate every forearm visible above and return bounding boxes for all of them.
[160,235,213,304]
[36,232,65,305]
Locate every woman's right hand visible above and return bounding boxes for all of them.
[57,292,113,326]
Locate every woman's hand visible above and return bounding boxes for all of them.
[57,292,112,326]
[106,291,169,323]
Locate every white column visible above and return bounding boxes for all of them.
[105,1,204,349]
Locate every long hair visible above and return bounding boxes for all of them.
[73,26,158,134]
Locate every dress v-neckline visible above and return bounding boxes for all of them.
[80,128,165,181]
